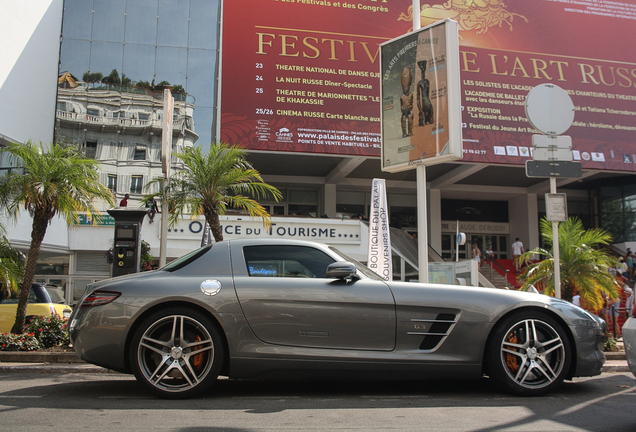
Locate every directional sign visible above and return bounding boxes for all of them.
[532,135,571,149]
[526,160,582,178]
[533,147,573,161]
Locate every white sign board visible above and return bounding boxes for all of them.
[162,89,174,176]
[546,193,568,222]
[367,178,392,280]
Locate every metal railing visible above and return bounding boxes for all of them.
[56,110,189,131]
[482,254,509,282]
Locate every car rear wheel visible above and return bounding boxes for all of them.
[486,311,571,396]
[130,308,224,399]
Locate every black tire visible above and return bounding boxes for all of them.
[129,307,224,399]
[486,311,571,396]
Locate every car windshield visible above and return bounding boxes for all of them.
[159,245,213,272]
[45,286,66,304]
[328,246,385,281]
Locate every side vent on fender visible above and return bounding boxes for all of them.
[408,313,458,351]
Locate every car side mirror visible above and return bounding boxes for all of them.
[326,262,358,279]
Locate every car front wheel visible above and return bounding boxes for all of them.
[130,308,224,399]
[486,311,571,396]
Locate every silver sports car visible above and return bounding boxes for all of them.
[70,239,606,399]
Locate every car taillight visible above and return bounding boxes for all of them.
[80,290,121,307]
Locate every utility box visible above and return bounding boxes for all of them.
[107,208,149,277]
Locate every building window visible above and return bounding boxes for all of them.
[84,141,97,159]
[133,145,147,160]
[107,174,117,192]
[336,191,366,218]
[288,189,318,217]
[130,176,143,194]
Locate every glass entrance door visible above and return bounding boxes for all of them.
[442,234,508,260]
[441,234,468,260]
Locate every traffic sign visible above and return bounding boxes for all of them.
[533,147,573,161]
[532,134,571,149]
[525,84,575,135]
[526,160,582,178]
[545,193,568,221]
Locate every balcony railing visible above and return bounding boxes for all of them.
[56,111,188,131]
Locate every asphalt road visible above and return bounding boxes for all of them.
[1,372,635,431]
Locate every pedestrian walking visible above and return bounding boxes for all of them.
[512,238,524,274]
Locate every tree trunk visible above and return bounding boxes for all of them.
[561,281,574,303]
[204,207,223,242]
[11,212,50,334]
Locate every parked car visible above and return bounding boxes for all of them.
[624,318,636,377]
[0,283,72,333]
[70,239,607,399]
[623,294,636,378]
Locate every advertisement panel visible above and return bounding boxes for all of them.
[380,19,462,172]
[219,0,413,157]
[220,0,636,172]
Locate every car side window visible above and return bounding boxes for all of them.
[243,245,335,278]
[0,289,38,304]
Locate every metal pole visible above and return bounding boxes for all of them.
[413,1,428,283]
[551,177,561,299]
[455,219,459,263]
[417,165,429,283]
[159,176,169,267]
[413,0,421,29]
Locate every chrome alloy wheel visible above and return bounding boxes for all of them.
[136,314,215,394]
[500,318,566,389]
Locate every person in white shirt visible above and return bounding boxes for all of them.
[512,238,524,274]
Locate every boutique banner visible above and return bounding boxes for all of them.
[220,0,636,172]
[367,178,392,280]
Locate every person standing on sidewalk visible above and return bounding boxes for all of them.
[512,238,524,274]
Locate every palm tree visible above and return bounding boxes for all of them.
[149,143,281,242]
[518,217,620,310]
[0,140,115,333]
[0,224,25,297]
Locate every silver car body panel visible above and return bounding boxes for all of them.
[623,317,636,377]
[70,238,605,380]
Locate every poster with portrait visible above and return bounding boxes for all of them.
[380,19,462,172]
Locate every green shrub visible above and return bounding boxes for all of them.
[0,332,41,351]
[604,336,618,352]
[24,315,70,348]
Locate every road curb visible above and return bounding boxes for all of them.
[0,351,82,363]
[0,364,119,374]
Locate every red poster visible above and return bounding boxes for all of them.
[220,0,412,156]
[220,0,636,171]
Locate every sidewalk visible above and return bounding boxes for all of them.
[0,350,630,374]
[0,351,117,374]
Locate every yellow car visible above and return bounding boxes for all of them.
[0,283,72,333]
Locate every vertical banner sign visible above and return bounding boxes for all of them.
[162,89,174,176]
[368,178,392,280]
[201,220,213,247]
[380,18,462,173]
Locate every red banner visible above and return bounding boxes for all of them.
[220,0,636,171]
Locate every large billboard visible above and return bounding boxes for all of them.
[220,0,636,172]
[219,0,412,157]
[380,19,462,172]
